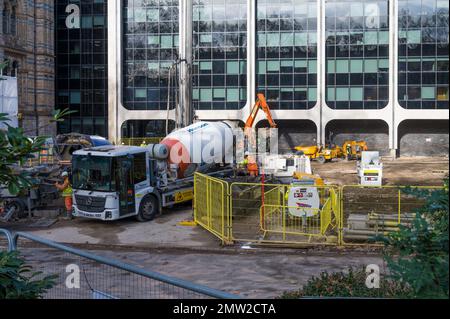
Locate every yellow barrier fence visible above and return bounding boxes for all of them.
[193,173,231,244]
[193,173,444,247]
[229,182,340,246]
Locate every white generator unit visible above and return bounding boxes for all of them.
[357,151,383,186]
[261,154,312,179]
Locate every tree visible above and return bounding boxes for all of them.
[381,178,449,298]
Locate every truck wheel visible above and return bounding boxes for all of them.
[7,199,26,218]
[136,195,158,222]
[317,155,326,164]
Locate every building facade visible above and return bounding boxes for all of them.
[0,0,55,135]
[63,0,449,156]
[55,0,108,136]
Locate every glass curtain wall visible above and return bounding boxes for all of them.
[398,0,449,109]
[256,0,318,110]
[192,0,247,110]
[325,0,389,109]
[123,0,179,110]
[56,0,108,137]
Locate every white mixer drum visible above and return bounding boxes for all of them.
[287,186,320,217]
[161,121,234,178]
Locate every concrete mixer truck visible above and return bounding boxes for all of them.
[70,121,235,221]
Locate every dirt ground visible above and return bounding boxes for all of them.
[312,156,448,186]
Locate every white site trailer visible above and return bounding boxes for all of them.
[71,145,224,221]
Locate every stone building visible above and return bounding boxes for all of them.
[0,0,55,136]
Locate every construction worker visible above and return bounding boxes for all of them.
[237,152,250,176]
[247,155,259,177]
[346,143,352,161]
[55,171,73,220]
[140,140,147,147]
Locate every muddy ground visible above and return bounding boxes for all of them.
[312,156,448,186]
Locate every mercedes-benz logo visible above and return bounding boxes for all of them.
[86,197,93,205]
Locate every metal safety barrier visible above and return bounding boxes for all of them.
[1,229,240,299]
[0,228,14,251]
[230,182,340,245]
[193,173,444,247]
[193,173,341,246]
[193,173,231,244]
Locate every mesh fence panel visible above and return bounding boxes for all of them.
[15,241,215,299]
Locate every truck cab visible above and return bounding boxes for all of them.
[71,145,192,221]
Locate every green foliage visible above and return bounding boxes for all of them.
[0,113,47,194]
[280,267,412,298]
[380,179,449,299]
[0,250,56,299]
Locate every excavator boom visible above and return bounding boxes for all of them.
[244,93,277,130]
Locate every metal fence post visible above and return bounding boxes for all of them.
[0,228,14,252]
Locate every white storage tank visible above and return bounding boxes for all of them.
[161,121,235,178]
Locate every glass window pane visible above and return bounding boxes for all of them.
[258,61,266,73]
[350,87,363,100]
[161,35,173,48]
[379,59,389,69]
[336,60,349,73]
[350,3,364,16]
[308,88,317,100]
[227,88,239,101]
[267,33,280,46]
[308,60,317,73]
[134,9,146,22]
[364,60,378,72]
[407,30,421,44]
[350,60,363,73]
[135,89,146,99]
[214,88,225,98]
[422,87,435,99]
[281,33,294,46]
[378,31,389,44]
[200,61,212,70]
[336,88,349,101]
[364,31,378,45]
[327,60,335,73]
[267,61,280,72]
[295,33,308,46]
[327,88,335,101]
[200,89,212,101]
[70,91,81,103]
[227,61,239,74]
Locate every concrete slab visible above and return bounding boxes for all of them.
[24,208,220,249]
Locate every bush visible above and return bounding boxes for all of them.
[0,251,56,299]
[280,267,412,299]
[380,178,449,299]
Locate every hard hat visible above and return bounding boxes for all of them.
[244,151,250,156]
[61,171,68,177]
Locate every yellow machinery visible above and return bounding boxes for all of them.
[342,140,368,160]
[294,145,341,164]
[292,172,324,186]
[295,140,368,163]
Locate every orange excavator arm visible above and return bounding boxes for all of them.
[244,93,277,130]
